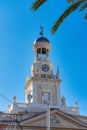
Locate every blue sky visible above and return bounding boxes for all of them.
[0,0,87,115]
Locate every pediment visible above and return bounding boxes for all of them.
[20,109,87,129]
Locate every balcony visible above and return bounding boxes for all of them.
[41,74,59,80]
[36,57,49,62]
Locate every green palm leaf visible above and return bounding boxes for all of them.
[51,0,86,34]
[67,0,76,4]
[31,0,47,11]
[79,2,87,11]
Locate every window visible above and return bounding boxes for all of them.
[37,48,41,58]
[42,92,50,103]
[51,116,60,124]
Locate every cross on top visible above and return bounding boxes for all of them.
[40,25,44,36]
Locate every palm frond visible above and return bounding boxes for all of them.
[67,0,76,4]
[79,2,87,11]
[31,0,47,11]
[84,13,87,19]
[51,0,86,34]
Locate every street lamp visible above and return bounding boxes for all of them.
[44,100,50,130]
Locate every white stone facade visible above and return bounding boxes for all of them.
[8,35,79,115]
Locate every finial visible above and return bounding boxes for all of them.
[40,25,43,37]
[74,102,78,107]
[26,73,29,82]
[61,96,66,106]
[56,66,60,79]
[13,96,16,103]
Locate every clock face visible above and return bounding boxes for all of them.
[42,64,49,72]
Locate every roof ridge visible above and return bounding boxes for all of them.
[57,109,87,128]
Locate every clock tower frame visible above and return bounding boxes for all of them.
[25,32,61,108]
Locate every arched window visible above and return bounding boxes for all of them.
[42,48,46,58]
[37,48,41,58]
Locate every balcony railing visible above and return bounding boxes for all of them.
[41,74,59,80]
[36,57,49,62]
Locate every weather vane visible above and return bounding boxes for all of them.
[40,25,44,36]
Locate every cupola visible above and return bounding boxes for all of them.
[33,26,51,62]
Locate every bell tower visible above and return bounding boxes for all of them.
[34,26,50,63]
[31,27,53,77]
[25,29,61,107]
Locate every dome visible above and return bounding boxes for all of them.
[34,36,50,44]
